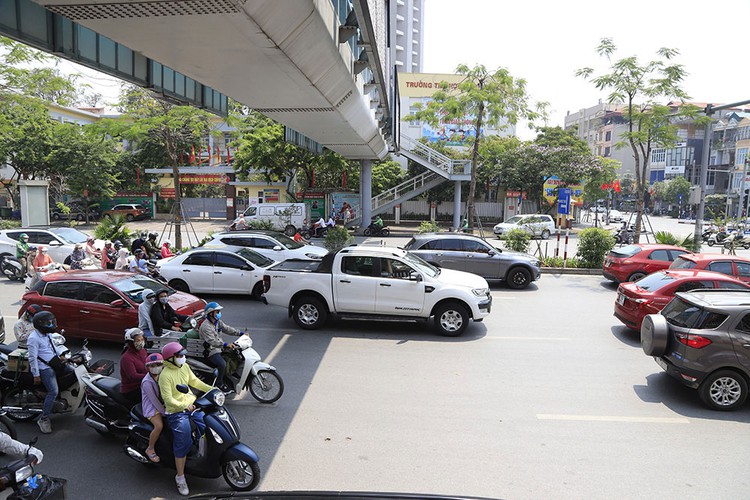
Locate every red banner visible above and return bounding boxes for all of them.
[180,174,223,184]
[161,188,176,198]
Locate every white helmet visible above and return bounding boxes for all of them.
[124,328,144,342]
[141,289,156,302]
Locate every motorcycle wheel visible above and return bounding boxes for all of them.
[363,228,372,236]
[2,387,41,422]
[222,458,260,491]
[248,370,284,404]
[707,240,715,247]
[380,228,390,237]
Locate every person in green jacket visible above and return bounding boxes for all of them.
[159,342,213,496]
[15,233,30,274]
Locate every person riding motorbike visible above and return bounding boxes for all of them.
[13,304,42,349]
[85,237,100,260]
[33,246,53,273]
[161,240,175,258]
[141,353,166,464]
[144,232,159,259]
[27,312,73,434]
[15,233,30,275]
[131,232,147,256]
[138,289,157,337]
[101,241,116,269]
[120,328,148,406]
[69,244,86,270]
[129,249,149,275]
[313,216,327,237]
[197,302,239,393]
[114,247,130,271]
[150,290,188,335]
[159,342,213,496]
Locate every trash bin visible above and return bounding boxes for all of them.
[0,207,11,219]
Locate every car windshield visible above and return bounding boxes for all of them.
[504,216,524,225]
[633,272,674,291]
[610,245,642,258]
[49,227,89,244]
[273,233,304,250]
[403,252,439,277]
[402,238,418,250]
[112,276,170,303]
[236,248,274,268]
[134,205,145,210]
[661,297,704,328]
[670,257,696,269]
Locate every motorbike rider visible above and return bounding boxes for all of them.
[159,342,213,496]
[120,328,148,406]
[85,237,100,260]
[28,311,73,434]
[150,289,188,335]
[198,302,239,393]
[101,241,116,269]
[13,304,42,349]
[15,233,30,275]
[141,353,166,464]
[144,232,159,259]
[131,232,147,256]
[114,247,130,270]
[69,244,86,270]
[161,240,175,258]
[129,249,149,275]
[138,289,157,337]
[313,216,327,237]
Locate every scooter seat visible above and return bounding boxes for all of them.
[0,343,17,355]
[93,377,131,407]
[130,403,148,423]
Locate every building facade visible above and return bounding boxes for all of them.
[390,0,424,73]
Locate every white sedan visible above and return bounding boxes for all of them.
[203,230,328,261]
[157,247,274,299]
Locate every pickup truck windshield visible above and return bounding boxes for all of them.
[403,252,439,277]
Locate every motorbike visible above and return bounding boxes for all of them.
[707,229,729,247]
[613,224,635,245]
[80,370,134,437]
[723,231,750,250]
[24,263,66,291]
[124,386,261,491]
[0,438,67,499]
[363,223,390,237]
[0,338,114,422]
[1,248,36,282]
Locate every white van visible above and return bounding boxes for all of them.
[233,203,308,235]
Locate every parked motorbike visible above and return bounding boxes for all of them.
[124,386,261,491]
[707,229,729,247]
[613,224,635,245]
[1,248,36,282]
[0,438,67,499]
[363,224,390,237]
[0,338,114,422]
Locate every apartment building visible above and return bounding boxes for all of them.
[391,0,424,73]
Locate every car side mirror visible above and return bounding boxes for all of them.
[273,245,282,251]
[109,299,126,308]
[488,250,496,256]
[410,272,423,282]
[48,240,62,247]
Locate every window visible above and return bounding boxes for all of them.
[718,281,749,290]
[380,258,414,279]
[183,253,213,266]
[251,238,276,249]
[215,253,248,269]
[737,313,750,333]
[341,256,374,276]
[82,283,120,304]
[244,207,257,216]
[699,312,728,330]
[707,261,734,276]
[604,147,611,157]
[737,262,750,278]
[669,250,689,261]
[462,240,491,253]
[673,281,712,293]
[259,206,275,216]
[648,250,671,261]
[671,257,696,269]
[605,131,612,141]
[26,232,57,245]
[440,239,464,251]
[220,237,253,247]
[44,281,81,299]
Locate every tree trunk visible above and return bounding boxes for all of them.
[467,101,485,231]
[172,163,182,250]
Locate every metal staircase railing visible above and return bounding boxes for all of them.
[399,133,471,178]
[373,170,441,212]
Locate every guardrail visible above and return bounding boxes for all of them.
[372,171,441,211]
[399,133,470,176]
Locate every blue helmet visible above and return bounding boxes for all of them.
[204,302,223,315]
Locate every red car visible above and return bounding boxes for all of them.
[669,253,750,283]
[19,270,206,342]
[613,269,750,330]
[602,244,691,283]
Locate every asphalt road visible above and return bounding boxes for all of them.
[1,272,750,499]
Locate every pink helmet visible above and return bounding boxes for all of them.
[161,342,186,360]
[145,353,163,366]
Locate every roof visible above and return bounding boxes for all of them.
[677,289,750,308]
[683,253,750,263]
[215,230,285,237]
[339,245,407,257]
[41,269,143,283]
[660,269,750,282]
[408,232,488,241]
[632,244,688,250]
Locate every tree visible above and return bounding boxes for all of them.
[371,157,405,195]
[406,64,545,229]
[577,38,704,241]
[662,176,691,206]
[582,158,620,205]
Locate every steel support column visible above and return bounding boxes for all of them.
[360,159,372,232]
[453,181,462,230]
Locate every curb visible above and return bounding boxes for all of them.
[541,267,603,276]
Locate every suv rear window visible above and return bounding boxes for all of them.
[610,245,642,258]
[662,297,729,329]
[632,272,675,291]
[670,257,696,269]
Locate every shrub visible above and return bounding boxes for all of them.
[324,226,353,252]
[540,256,581,268]
[417,221,441,233]
[0,220,21,230]
[654,231,700,253]
[247,219,274,230]
[502,228,531,253]
[576,227,615,268]
[94,214,133,245]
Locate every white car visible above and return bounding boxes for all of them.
[204,230,328,261]
[609,210,624,222]
[0,227,102,263]
[492,214,556,239]
[157,247,275,299]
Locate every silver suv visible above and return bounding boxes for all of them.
[642,289,750,411]
[403,233,541,289]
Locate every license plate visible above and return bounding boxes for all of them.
[617,293,626,305]
[655,357,668,371]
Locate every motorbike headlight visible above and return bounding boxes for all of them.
[14,466,32,484]
[472,288,489,297]
[83,349,92,362]
[212,390,225,407]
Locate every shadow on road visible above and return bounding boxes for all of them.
[611,325,640,348]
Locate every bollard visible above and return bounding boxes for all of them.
[555,231,561,258]
[563,229,570,268]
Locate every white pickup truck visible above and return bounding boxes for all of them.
[261,245,492,336]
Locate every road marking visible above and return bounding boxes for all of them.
[537,414,690,424]
[486,337,571,341]
[264,333,290,365]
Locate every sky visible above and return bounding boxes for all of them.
[423,0,750,139]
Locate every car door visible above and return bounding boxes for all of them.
[429,238,467,272]
[645,249,673,274]
[178,252,215,293]
[735,261,750,283]
[461,239,501,278]
[38,281,86,336]
[334,256,377,313]
[80,282,133,341]
[374,257,425,316]
[254,236,287,261]
[728,312,750,372]
[214,252,258,294]
[707,260,735,279]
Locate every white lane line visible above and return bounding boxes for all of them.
[485,337,571,341]
[263,333,290,365]
[537,414,690,424]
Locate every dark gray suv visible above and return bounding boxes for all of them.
[403,233,541,289]
[642,289,750,411]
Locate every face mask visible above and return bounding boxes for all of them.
[174,356,186,367]
[215,312,222,320]
[159,297,169,305]
[134,340,145,350]
[148,365,163,375]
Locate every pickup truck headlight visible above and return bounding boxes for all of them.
[472,288,489,297]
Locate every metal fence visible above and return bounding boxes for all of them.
[397,200,513,221]
[181,198,227,219]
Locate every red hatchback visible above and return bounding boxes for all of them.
[669,253,750,283]
[613,269,750,330]
[602,244,691,283]
[19,270,206,342]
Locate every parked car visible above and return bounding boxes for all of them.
[51,202,101,221]
[669,253,750,284]
[203,230,328,261]
[493,214,556,239]
[262,246,492,336]
[402,233,541,289]
[614,269,750,330]
[102,203,149,221]
[641,289,750,410]
[19,270,206,341]
[602,244,691,283]
[157,247,274,299]
[608,210,624,222]
[0,227,102,264]
[231,202,308,235]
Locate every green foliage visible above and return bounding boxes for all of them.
[94,214,133,245]
[653,231,700,252]
[247,219,274,230]
[661,177,691,205]
[417,221,442,233]
[0,220,20,230]
[502,228,531,253]
[704,194,727,219]
[324,226,353,252]
[540,256,581,268]
[371,157,405,195]
[582,158,620,205]
[577,228,615,268]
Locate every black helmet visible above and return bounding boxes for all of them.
[148,232,157,239]
[25,304,43,320]
[32,311,57,334]
[113,240,122,249]
[139,231,147,238]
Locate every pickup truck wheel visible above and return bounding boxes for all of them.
[699,370,748,411]
[434,302,469,337]
[293,297,327,330]
[506,267,531,289]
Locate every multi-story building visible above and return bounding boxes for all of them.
[391,0,424,73]
[711,113,750,216]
